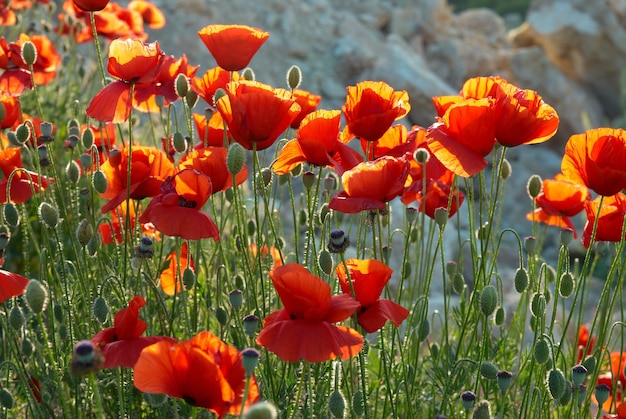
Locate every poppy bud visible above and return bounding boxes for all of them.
[170,132,185,154]
[480,361,498,380]
[298,209,307,226]
[244,401,279,419]
[514,267,529,293]
[479,285,498,317]
[290,163,303,177]
[214,88,227,105]
[328,390,346,419]
[559,272,574,298]
[183,267,195,290]
[71,340,104,377]
[286,65,302,90]
[500,158,512,180]
[243,314,259,338]
[175,74,189,98]
[595,383,610,407]
[418,318,430,342]
[0,389,13,409]
[571,364,587,386]
[547,369,566,400]
[21,338,33,357]
[15,123,31,144]
[25,279,48,314]
[225,187,235,202]
[241,67,256,81]
[382,246,392,265]
[76,219,94,247]
[494,306,505,326]
[81,127,94,149]
[525,236,537,255]
[186,90,198,109]
[560,228,574,246]
[452,273,465,294]
[21,41,37,66]
[229,289,243,310]
[530,292,546,317]
[461,391,476,412]
[260,167,272,188]
[527,174,542,199]
[413,148,430,164]
[582,355,596,375]
[351,390,364,416]
[241,348,260,377]
[3,202,20,227]
[6,131,19,146]
[318,203,330,225]
[496,370,513,393]
[58,324,68,340]
[38,202,59,229]
[9,306,25,330]
[324,174,338,191]
[53,302,63,323]
[317,249,333,275]
[327,230,350,254]
[227,142,246,175]
[92,170,108,194]
[559,382,572,406]
[402,261,412,279]
[302,171,315,190]
[434,207,448,227]
[66,160,80,184]
[534,338,550,364]
[471,400,491,419]
[79,154,93,171]
[216,306,228,326]
[92,296,109,324]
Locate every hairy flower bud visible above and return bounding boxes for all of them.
[25,279,48,314]
[21,41,37,66]
[479,285,498,316]
[286,65,302,90]
[38,202,59,229]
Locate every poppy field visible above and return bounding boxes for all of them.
[2,1,626,418]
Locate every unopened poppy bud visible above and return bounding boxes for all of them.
[290,163,303,177]
[241,348,260,377]
[227,143,246,175]
[172,132,186,153]
[3,202,20,227]
[500,158,512,180]
[476,221,490,241]
[413,148,430,164]
[0,231,10,250]
[318,203,330,225]
[461,391,476,412]
[40,121,54,138]
[225,187,234,202]
[240,67,255,81]
[446,261,457,277]
[571,364,587,386]
[452,273,465,294]
[0,389,13,409]
[21,41,37,66]
[318,249,333,275]
[328,390,346,419]
[525,236,537,255]
[21,338,33,357]
[480,361,498,379]
[71,340,104,377]
[530,292,546,317]
[6,131,19,146]
[76,219,93,247]
[559,272,574,297]
[328,230,350,254]
[25,279,48,314]
[260,167,272,188]
[595,383,610,406]
[53,302,63,322]
[547,369,566,400]
[8,306,25,330]
[582,355,596,375]
[480,285,498,316]
[471,400,491,419]
[527,174,542,199]
[382,246,392,265]
[495,306,505,326]
[558,381,572,406]
[15,123,31,144]
[434,207,448,227]
[243,314,259,338]
[213,88,227,105]
[87,235,98,256]
[79,153,93,171]
[183,267,195,290]
[66,160,80,183]
[418,317,430,341]
[58,324,68,340]
[302,171,315,190]
[244,401,279,419]
[92,170,108,194]
[92,296,109,324]
[286,65,302,90]
[402,261,412,279]
[186,90,198,109]
[324,174,338,191]
[229,289,243,310]
[216,306,228,326]
[81,127,94,149]
[497,370,513,393]
[514,267,529,293]
[174,74,189,98]
[298,209,307,226]
[534,338,550,364]
[38,202,59,229]
[143,393,167,407]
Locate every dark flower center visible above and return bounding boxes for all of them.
[178,197,197,208]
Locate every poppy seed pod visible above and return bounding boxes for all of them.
[243,314,259,338]
[328,230,350,254]
[241,348,260,377]
[496,370,514,393]
[571,364,587,386]
[595,383,610,406]
[229,289,243,310]
[413,148,430,165]
[434,207,448,227]
[328,390,346,419]
[302,171,315,190]
[286,65,302,90]
[461,391,476,412]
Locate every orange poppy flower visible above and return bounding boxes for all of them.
[576,325,595,363]
[526,174,590,237]
[86,38,165,123]
[0,94,21,129]
[91,296,175,368]
[193,112,230,149]
[249,243,283,268]
[73,0,109,12]
[217,80,301,150]
[99,145,174,213]
[0,6,15,26]
[336,259,409,333]
[0,147,53,203]
[198,24,269,72]
[581,193,626,248]
[0,268,28,302]
[272,109,362,175]
[99,201,157,245]
[178,147,248,193]
[256,263,363,362]
[134,331,260,417]
[59,2,144,43]
[290,89,322,129]
[328,155,410,214]
[128,0,165,29]
[7,34,61,86]
[138,168,220,241]
[342,81,410,143]
[562,128,626,197]
[596,352,626,414]
[355,124,415,161]
[159,242,195,296]
[427,97,497,177]
[0,37,32,95]
[191,67,239,108]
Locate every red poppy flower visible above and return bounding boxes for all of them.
[526,174,590,237]
[0,37,31,95]
[198,24,269,72]
[128,0,165,29]
[336,259,409,333]
[0,6,16,26]
[86,38,165,123]
[217,80,301,150]
[191,67,239,108]
[427,97,497,177]
[328,155,410,214]
[272,109,362,176]
[159,242,195,296]
[0,268,28,302]
[177,147,248,193]
[73,0,109,12]
[134,331,260,417]
[59,2,145,43]
[576,325,595,363]
[99,201,157,245]
[256,263,363,362]
[139,168,220,241]
[602,404,626,419]
[249,244,283,268]
[561,128,626,197]
[0,147,53,204]
[91,296,175,368]
[290,89,322,129]
[99,145,174,213]
[354,124,415,161]
[193,112,230,149]
[7,34,61,86]
[0,94,21,129]
[581,193,626,248]
[342,81,410,143]
[597,352,626,414]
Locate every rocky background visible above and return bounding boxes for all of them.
[147,0,618,308]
